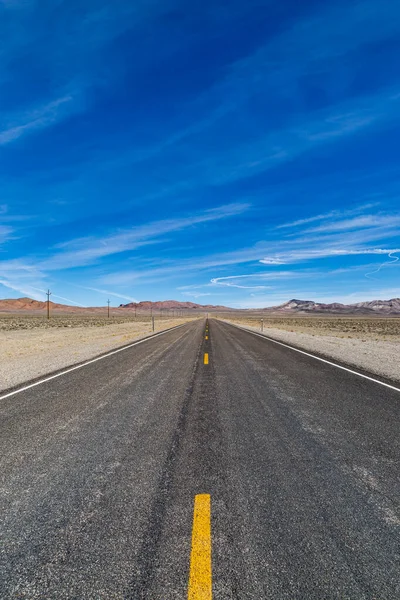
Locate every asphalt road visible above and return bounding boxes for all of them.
[1,318,399,599]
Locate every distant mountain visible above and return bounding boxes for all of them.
[0,297,231,313]
[118,300,230,310]
[0,297,111,313]
[0,297,71,311]
[1,296,399,315]
[265,298,400,315]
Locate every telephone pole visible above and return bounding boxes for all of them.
[107,299,110,318]
[46,289,51,320]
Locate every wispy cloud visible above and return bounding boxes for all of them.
[149,0,400,153]
[210,272,303,289]
[0,277,87,305]
[30,0,400,200]
[276,204,380,230]
[210,274,274,290]
[0,204,251,299]
[38,203,249,270]
[74,285,139,304]
[0,225,13,244]
[260,248,400,265]
[365,251,400,280]
[0,279,43,301]
[2,0,400,308]
[97,209,400,288]
[304,215,400,234]
[0,259,48,300]
[181,291,213,299]
[0,95,74,145]
[116,0,400,195]
[258,204,400,269]
[28,287,87,307]
[133,87,400,202]
[0,2,180,145]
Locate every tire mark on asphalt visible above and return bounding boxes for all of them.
[125,332,203,599]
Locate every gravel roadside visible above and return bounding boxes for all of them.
[0,318,195,393]
[220,319,400,384]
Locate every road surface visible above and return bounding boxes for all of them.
[1,319,399,599]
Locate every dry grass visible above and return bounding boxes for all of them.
[220,315,400,342]
[0,314,169,331]
[0,316,198,391]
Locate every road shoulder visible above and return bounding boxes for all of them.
[218,318,400,385]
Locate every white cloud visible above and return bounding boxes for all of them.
[38,203,250,270]
[260,248,400,265]
[276,203,380,229]
[210,272,300,287]
[0,225,14,244]
[75,285,139,304]
[29,288,87,307]
[365,251,399,280]
[0,278,44,301]
[0,95,74,145]
[257,258,286,265]
[181,292,212,298]
[0,260,47,301]
[305,215,400,234]
[0,204,251,299]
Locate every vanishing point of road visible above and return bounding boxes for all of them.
[1,319,399,599]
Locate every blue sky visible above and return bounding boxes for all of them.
[0,0,399,308]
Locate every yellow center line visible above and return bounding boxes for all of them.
[188,494,212,600]
[203,353,209,365]
[205,336,208,340]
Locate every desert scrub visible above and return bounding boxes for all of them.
[0,315,152,331]
[222,316,400,340]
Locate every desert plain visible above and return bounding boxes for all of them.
[1,311,399,393]
[0,314,196,393]
[218,313,400,384]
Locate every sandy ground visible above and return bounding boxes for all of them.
[220,318,400,384]
[0,318,195,393]
[2,314,399,393]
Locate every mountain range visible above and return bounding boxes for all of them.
[265,298,400,315]
[0,297,399,314]
[118,300,229,310]
[0,297,230,313]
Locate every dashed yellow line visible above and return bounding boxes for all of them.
[188,494,212,599]
[203,353,209,365]
[205,335,209,340]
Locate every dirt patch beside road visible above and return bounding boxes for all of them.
[219,317,400,384]
[0,317,196,393]
[217,316,400,341]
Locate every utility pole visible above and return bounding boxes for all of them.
[261,318,264,332]
[46,289,51,320]
[107,299,110,318]
[152,315,155,332]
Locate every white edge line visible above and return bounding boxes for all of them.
[0,324,187,401]
[223,321,400,394]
